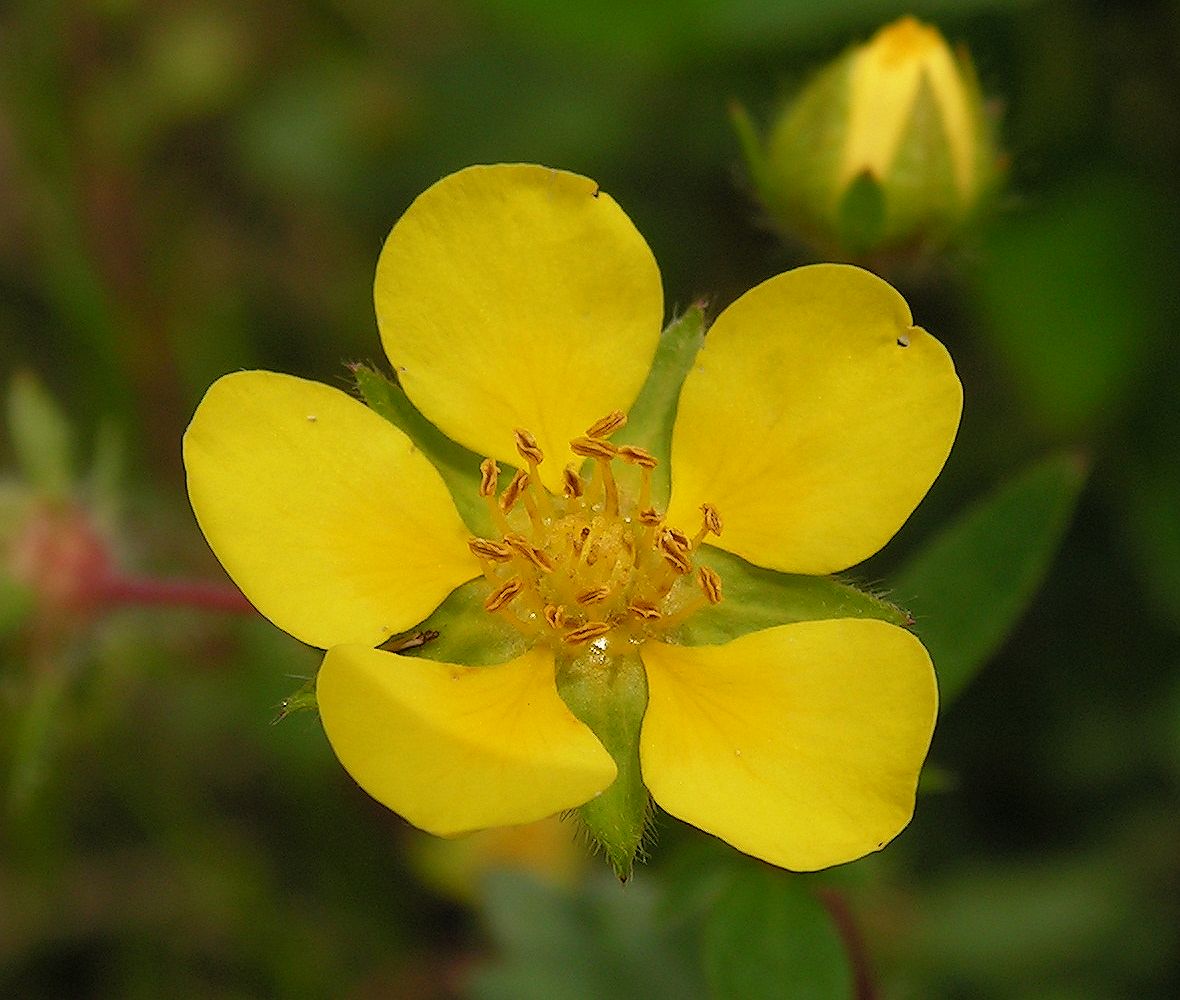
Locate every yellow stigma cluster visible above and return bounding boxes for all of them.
[468,413,723,650]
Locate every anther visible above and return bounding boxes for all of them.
[504,533,555,572]
[513,428,544,465]
[660,544,692,575]
[661,526,691,556]
[562,465,584,499]
[570,436,618,460]
[479,458,499,497]
[617,445,657,469]
[576,585,611,606]
[499,469,529,512]
[563,621,613,645]
[638,507,662,526]
[586,411,627,438]
[543,604,566,630]
[701,504,723,536]
[627,600,661,621]
[697,566,723,604]
[484,577,524,612]
[468,537,513,562]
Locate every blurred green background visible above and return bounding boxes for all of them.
[2,0,1178,997]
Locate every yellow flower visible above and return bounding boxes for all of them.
[183,165,961,872]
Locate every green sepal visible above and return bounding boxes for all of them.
[892,453,1087,705]
[7,371,75,500]
[764,55,855,245]
[555,647,650,880]
[623,306,707,509]
[728,101,774,208]
[836,170,886,255]
[271,675,318,724]
[351,362,491,537]
[398,578,527,667]
[671,546,910,647]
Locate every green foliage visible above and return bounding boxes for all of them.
[7,373,74,500]
[892,454,1088,705]
[703,866,853,1000]
[973,172,1171,435]
[471,870,707,1000]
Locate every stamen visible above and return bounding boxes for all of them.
[562,465,584,500]
[697,565,723,604]
[480,459,511,533]
[504,533,555,573]
[627,600,661,621]
[514,427,554,518]
[570,436,618,460]
[598,457,620,517]
[617,446,656,469]
[576,584,611,606]
[468,537,513,562]
[563,621,612,645]
[479,458,499,496]
[513,428,543,465]
[691,503,724,549]
[659,542,692,575]
[484,577,524,612]
[638,507,662,526]
[586,411,627,438]
[499,469,529,513]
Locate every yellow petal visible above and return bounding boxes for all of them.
[374,164,663,492]
[317,644,618,835]
[183,371,479,648]
[667,264,961,574]
[640,619,937,871]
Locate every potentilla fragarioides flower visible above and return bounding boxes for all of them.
[183,164,961,876]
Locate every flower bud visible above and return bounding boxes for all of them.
[734,16,1001,258]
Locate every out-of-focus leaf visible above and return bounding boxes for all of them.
[973,173,1169,435]
[470,870,707,1000]
[7,372,74,499]
[892,453,1087,705]
[703,865,853,1000]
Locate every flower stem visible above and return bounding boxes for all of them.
[95,573,256,615]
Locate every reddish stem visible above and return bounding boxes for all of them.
[819,888,877,1000]
[95,573,256,615]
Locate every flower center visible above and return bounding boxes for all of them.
[468,412,723,651]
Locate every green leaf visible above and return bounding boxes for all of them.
[7,371,74,499]
[351,362,491,536]
[703,865,853,1000]
[973,172,1170,434]
[891,453,1087,705]
[556,649,650,880]
[624,306,706,509]
[671,546,909,646]
[471,870,707,1000]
